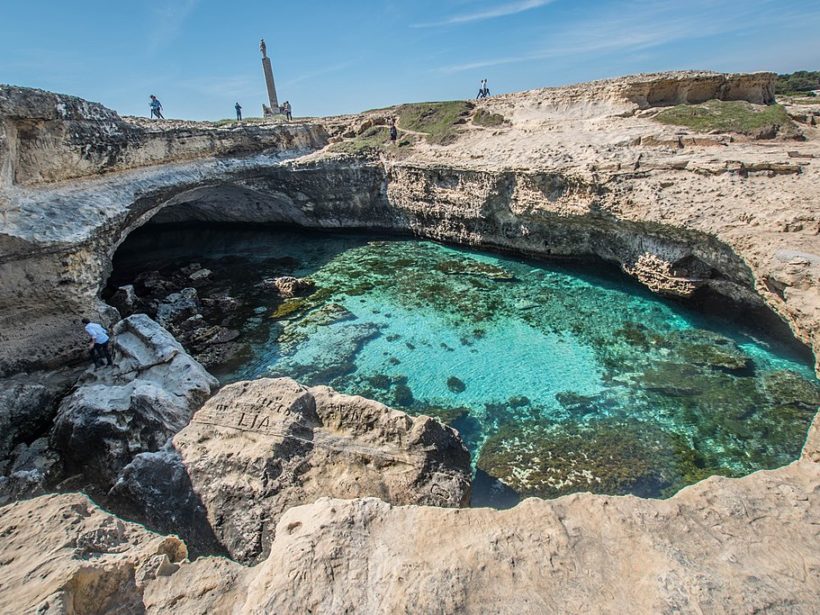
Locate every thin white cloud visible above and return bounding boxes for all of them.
[413,0,557,28]
[148,0,200,53]
[437,0,815,73]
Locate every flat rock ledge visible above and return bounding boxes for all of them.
[2,457,819,614]
[110,377,471,563]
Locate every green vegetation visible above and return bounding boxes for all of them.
[776,70,820,95]
[270,298,308,319]
[472,108,507,128]
[328,125,391,155]
[653,100,795,136]
[396,101,473,145]
[477,419,714,499]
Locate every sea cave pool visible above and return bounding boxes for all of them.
[110,226,820,506]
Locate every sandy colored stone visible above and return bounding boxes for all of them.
[234,462,820,614]
[1,71,819,613]
[111,377,471,563]
[7,460,817,614]
[0,492,187,614]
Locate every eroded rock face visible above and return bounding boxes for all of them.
[0,368,83,502]
[11,460,818,613]
[0,437,60,504]
[239,464,820,614]
[3,72,818,377]
[0,381,57,460]
[111,377,471,563]
[51,314,217,486]
[0,492,187,615]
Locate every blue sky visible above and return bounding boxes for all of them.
[1,0,819,120]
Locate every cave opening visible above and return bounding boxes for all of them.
[105,220,820,507]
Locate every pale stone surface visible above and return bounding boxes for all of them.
[4,460,819,614]
[0,492,187,615]
[236,462,820,614]
[51,314,217,486]
[111,377,471,563]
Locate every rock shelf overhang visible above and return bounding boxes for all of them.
[1,72,817,377]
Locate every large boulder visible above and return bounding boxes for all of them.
[51,314,217,487]
[0,382,55,460]
[110,377,471,563]
[0,368,83,502]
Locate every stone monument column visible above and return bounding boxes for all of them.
[260,38,280,113]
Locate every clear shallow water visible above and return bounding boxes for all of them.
[113,226,820,506]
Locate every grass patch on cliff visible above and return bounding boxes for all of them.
[397,101,473,145]
[472,108,507,128]
[653,100,796,137]
[329,125,391,154]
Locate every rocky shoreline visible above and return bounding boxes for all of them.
[1,71,819,612]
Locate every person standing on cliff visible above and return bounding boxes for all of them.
[149,95,164,119]
[389,118,398,144]
[284,101,292,121]
[235,102,242,121]
[82,318,114,369]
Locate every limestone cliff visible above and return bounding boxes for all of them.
[1,70,819,613]
[1,71,817,377]
[110,377,471,563]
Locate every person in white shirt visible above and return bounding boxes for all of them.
[82,318,114,368]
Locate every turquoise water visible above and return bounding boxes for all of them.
[112,226,820,505]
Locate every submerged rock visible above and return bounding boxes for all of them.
[51,314,217,487]
[668,329,752,373]
[111,377,471,564]
[477,418,709,499]
[258,275,316,298]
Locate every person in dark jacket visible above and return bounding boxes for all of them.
[235,102,242,120]
[149,95,164,119]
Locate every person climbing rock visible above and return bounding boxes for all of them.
[149,95,164,119]
[235,102,242,121]
[82,318,114,368]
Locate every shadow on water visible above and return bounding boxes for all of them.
[471,469,522,509]
[109,222,361,284]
